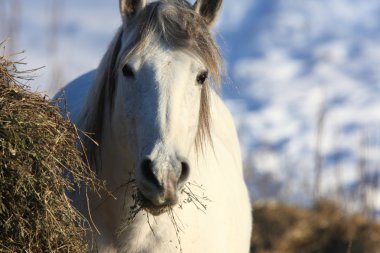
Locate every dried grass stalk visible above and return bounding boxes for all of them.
[251,200,380,253]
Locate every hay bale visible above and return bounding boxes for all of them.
[251,200,380,253]
[251,201,312,253]
[0,46,100,252]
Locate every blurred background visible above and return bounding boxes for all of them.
[1,0,380,229]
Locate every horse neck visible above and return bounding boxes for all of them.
[89,124,136,230]
[98,123,134,189]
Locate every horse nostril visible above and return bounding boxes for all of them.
[141,158,161,189]
[179,161,190,184]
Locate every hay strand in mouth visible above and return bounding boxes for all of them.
[167,208,184,253]
[115,179,210,252]
[116,177,143,236]
[181,182,210,214]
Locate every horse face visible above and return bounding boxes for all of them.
[110,0,222,215]
[112,40,207,213]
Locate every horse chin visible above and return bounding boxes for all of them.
[144,205,171,216]
[138,192,173,216]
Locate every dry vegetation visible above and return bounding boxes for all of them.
[0,45,101,252]
[251,200,380,253]
[1,49,380,252]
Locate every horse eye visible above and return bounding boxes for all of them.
[122,64,135,79]
[196,71,208,85]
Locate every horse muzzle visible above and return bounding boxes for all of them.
[137,156,190,215]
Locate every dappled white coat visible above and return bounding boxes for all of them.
[60,70,252,253]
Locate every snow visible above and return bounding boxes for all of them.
[2,0,380,216]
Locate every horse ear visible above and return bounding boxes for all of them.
[193,0,223,27]
[119,0,147,22]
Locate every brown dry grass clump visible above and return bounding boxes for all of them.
[251,200,380,253]
[0,44,101,252]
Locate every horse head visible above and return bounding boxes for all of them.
[83,0,223,215]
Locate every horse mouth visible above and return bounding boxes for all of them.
[138,192,173,216]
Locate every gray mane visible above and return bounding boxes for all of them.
[80,0,223,171]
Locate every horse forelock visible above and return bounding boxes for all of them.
[124,0,223,84]
[81,0,223,171]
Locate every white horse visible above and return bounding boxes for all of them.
[57,0,251,252]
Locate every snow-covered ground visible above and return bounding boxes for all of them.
[1,0,379,216]
[221,0,380,215]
